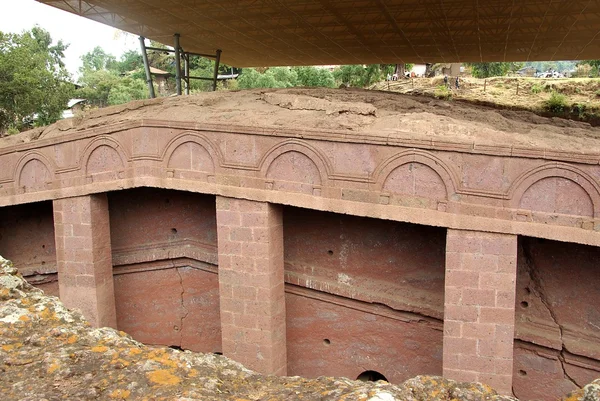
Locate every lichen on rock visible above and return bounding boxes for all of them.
[0,254,592,400]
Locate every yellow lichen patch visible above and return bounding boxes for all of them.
[1,343,21,351]
[109,389,131,399]
[65,335,77,344]
[128,348,142,356]
[47,362,60,374]
[187,369,199,378]
[146,369,181,386]
[563,391,583,401]
[18,315,30,322]
[92,345,109,353]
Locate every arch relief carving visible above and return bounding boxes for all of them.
[80,137,129,179]
[382,162,448,208]
[18,158,53,192]
[374,151,457,208]
[162,133,221,180]
[510,164,600,218]
[260,141,330,195]
[14,152,56,192]
[86,145,124,175]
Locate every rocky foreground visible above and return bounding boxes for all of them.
[0,255,597,401]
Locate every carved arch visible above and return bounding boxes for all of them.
[161,132,221,174]
[14,151,56,191]
[259,139,332,185]
[509,163,600,217]
[373,150,459,197]
[80,136,129,176]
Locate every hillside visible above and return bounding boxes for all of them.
[371,76,600,125]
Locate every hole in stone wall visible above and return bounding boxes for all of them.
[171,228,178,234]
[213,351,223,355]
[327,250,333,256]
[518,369,527,376]
[525,287,531,294]
[42,244,45,249]
[520,301,529,308]
[356,370,388,382]
[41,261,45,265]
[323,339,331,345]
[168,345,184,351]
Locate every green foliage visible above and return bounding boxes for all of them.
[531,83,542,94]
[107,77,147,105]
[116,50,143,74]
[78,47,150,106]
[0,26,73,133]
[572,102,588,119]
[81,46,117,72]
[434,85,452,100]
[544,91,569,113]
[77,69,119,107]
[467,62,520,78]
[333,64,385,87]
[292,66,335,87]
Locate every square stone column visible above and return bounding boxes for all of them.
[444,229,517,395]
[216,196,286,375]
[53,194,116,328]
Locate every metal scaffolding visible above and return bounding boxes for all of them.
[138,34,222,99]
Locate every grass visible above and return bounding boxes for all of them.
[434,85,452,100]
[531,83,542,94]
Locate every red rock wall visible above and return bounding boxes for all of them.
[513,237,600,400]
[286,290,443,383]
[283,207,445,382]
[108,188,221,353]
[0,201,58,296]
[113,266,221,352]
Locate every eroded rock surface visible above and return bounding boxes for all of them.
[0,254,568,400]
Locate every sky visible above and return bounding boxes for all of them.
[0,0,139,78]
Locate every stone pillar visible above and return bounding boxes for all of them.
[443,229,517,395]
[216,196,286,375]
[53,194,116,328]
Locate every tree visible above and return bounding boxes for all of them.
[80,46,117,72]
[292,66,335,87]
[333,64,386,87]
[466,62,523,78]
[77,47,149,107]
[0,26,73,133]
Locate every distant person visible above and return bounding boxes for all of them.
[455,76,460,89]
[443,75,448,87]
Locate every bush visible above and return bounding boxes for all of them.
[545,91,569,113]
[531,83,542,94]
[434,85,452,100]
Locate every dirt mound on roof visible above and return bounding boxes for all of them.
[3,88,600,154]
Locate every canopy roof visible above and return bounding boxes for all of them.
[37,0,600,67]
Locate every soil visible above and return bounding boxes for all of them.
[3,87,600,154]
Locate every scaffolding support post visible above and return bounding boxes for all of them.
[184,53,190,95]
[212,49,222,91]
[174,33,182,95]
[139,36,155,99]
